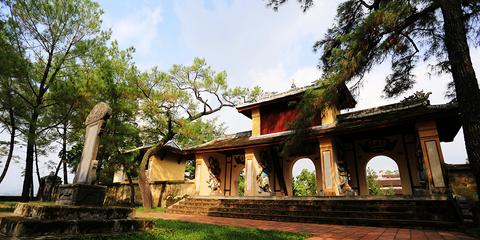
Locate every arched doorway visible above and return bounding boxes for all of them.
[366,156,402,196]
[291,158,317,197]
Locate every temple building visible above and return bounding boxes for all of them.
[185,84,461,198]
[111,84,464,201]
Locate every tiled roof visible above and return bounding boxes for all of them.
[236,84,315,109]
[187,100,460,153]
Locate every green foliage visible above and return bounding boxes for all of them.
[184,159,195,180]
[366,168,383,196]
[367,168,399,196]
[89,219,310,240]
[383,187,395,196]
[0,0,261,195]
[134,57,261,147]
[268,1,480,164]
[238,169,245,196]
[134,206,166,212]
[292,169,316,197]
[1,0,105,197]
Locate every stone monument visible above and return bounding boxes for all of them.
[0,103,153,239]
[57,102,112,206]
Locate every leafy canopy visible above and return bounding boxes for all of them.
[292,169,317,196]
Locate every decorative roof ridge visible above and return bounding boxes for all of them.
[338,100,429,121]
[184,131,252,150]
[236,84,317,109]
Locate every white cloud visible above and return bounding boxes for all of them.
[173,0,340,133]
[174,0,340,88]
[108,5,162,55]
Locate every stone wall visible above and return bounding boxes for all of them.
[446,164,478,201]
[104,180,195,208]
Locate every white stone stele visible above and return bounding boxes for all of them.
[73,102,112,185]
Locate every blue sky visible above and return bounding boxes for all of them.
[1,0,478,195]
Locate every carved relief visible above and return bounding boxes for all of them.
[401,90,431,104]
[233,154,245,165]
[84,102,113,126]
[257,150,272,193]
[207,157,221,193]
[359,138,397,153]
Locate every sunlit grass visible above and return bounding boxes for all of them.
[0,201,17,212]
[134,206,166,212]
[90,219,310,240]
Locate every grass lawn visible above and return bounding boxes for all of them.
[91,219,310,240]
[134,206,166,212]
[0,201,17,212]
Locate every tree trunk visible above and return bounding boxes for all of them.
[126,171,135,206]
[21,111,38,202]
[138,146,155,210]
[439,0,480,197]
[63,161,68,184]
[30,177,34,199]
[62,123,68,184]
[138,115,175,209]
[0,108,16,184]
[55,123,69,184]
[35,144,41,183]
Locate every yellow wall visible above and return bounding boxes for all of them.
[321,107,339,125]
[195,154,211,196]
[148,153,186,181]
[252,108,261,136]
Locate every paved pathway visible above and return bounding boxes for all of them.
[135,212,476,240]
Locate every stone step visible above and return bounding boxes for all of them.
[166,209,458,229]
[181,199,452,208]
[173,203,455,218]
[0,216,153,238]
[174,202,452,213]
[180,206,452,221]
[167,198,461,229]
[168,206,454,221]
[13,203,133,220]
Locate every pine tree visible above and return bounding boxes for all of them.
[268,0,480,196]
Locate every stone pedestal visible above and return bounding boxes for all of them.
[0,203,153,239]
[56,184,107,206]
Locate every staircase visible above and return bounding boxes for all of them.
[167,197,462,229]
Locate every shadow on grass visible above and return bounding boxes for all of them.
[91,219,310,240]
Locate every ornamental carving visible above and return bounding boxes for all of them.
[208,157,221,178]
[206,157,221,193]
[360,138,397,153]
[85,102,113,126]
[401,90,432,104]
[257,150,272,193]
[233,154,245,165]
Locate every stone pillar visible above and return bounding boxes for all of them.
[244,148,263,196]
[57,102,112,206]
[319,137,339,196]
[416,120,447,194]
[73,103,112,184]
[195,154,210,196]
